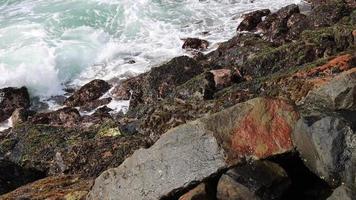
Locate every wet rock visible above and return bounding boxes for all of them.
[293,116,356,187]
[87,98,298,200]
[64,79,111,107]
[286,13,311,40]
[182,38,209,51]
[0,87,30,122]
[209,69,242,90]
[11,108,30,126]
[327,185,354,200]
[113,56,204,108]
[258,4,300,44]
[0,175,92,200]
[30,107,81,127]
[178,183,211,200]
[0,122,151,177]
[237,9,271,32]
[216,160,290,200]
[79,97,112,112]
[0,160,45,195]
[303,68,356,111]
[309,0,350,27]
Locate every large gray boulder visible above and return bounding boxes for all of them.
[303,69,356,111]
[87,98,299,200]
[88,121,226,200]
[293,116,356,188]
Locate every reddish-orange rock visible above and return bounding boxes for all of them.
[230,98,298,159]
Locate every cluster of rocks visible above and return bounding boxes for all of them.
[0,0,355,199]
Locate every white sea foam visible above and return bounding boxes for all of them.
[0,0,302,111]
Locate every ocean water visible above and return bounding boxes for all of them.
[0,0,303,98]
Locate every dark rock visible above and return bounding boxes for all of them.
[182,38,209,51]
[0,160,45,195]
[0,122,151,177]
[216,160,290,200]
[87,98,298,200]
[260,4,300,44]
[79,97,112,112]
[286,13,311,40]
[209,68,242,90]
[64,79,111,107]
[237,9,271,32]
[113,56,204,108]
[309,0,350,27]
[30,107,81,127]
[327,185,354,200]
[293,116,356,188]
[0,87,30,122]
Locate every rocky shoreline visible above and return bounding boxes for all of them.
[0,0,355,199]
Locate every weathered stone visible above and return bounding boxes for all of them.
[309,0,350,27]
[0,122,150,178]
[30,107,81,127]
[209,69,241,90]
[64,79,111,107]
[303,68,356,111]
[237,9,271,32]
[0,87,30,122]
[87,98,298,200]
[0,176,92,200]
[182,38,209,51]
[327,185,354,200]
[216,160,290,200]
[178,183,211,200]
[11,108,30,126]
[293,116,356,187]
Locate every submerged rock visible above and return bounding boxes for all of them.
[87,97,298,200]
[64,79,111,107]
[0,87,30,123]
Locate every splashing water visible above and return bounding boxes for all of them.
[0,0,302,97]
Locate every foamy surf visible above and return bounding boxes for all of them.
[0,0,303,113]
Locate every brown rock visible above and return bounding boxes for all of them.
[64,79,111,107]
[79,97,112,112]
[0,176,92,200]
[178,183,211,200]
[182,38,209,51]
[237,9,271,32]
[31,107,81,127]
[0,87,30,122]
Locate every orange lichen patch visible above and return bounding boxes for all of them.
[231,99,299,159]
[1,176,92,200]
[292,54,354,79]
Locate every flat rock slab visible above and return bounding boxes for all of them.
[87,98,299,200]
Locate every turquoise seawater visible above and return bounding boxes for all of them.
[0,0,302,97]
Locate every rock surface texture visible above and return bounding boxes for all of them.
[87,98,298,200]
